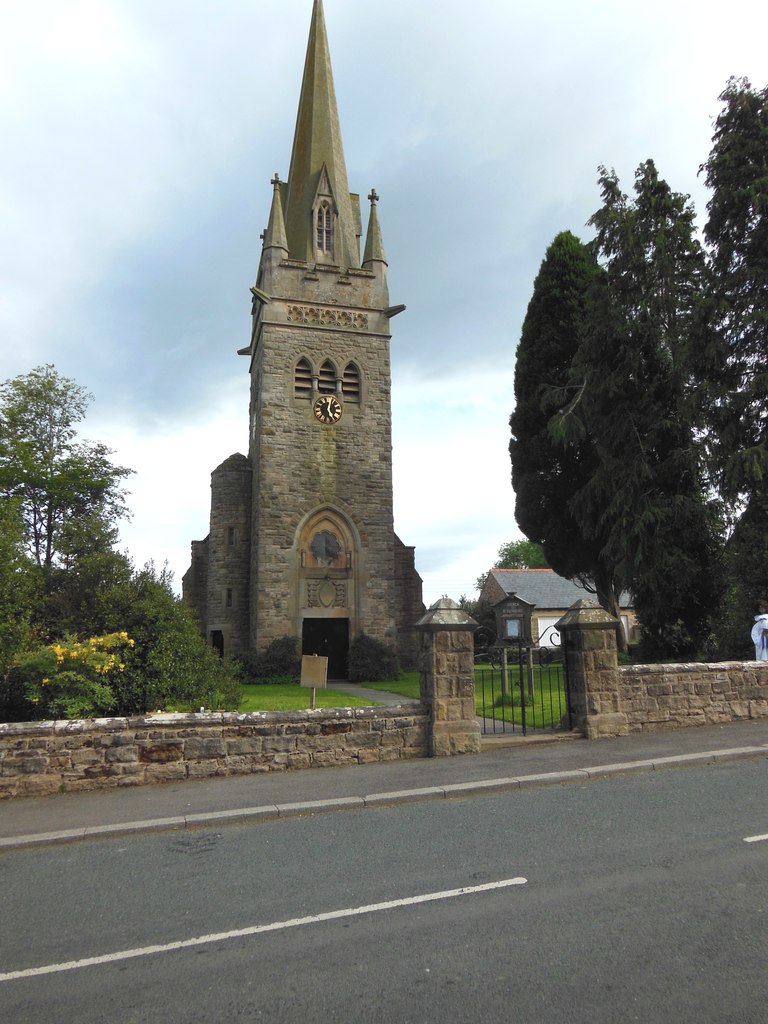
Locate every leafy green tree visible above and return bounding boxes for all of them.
[459,593,496,647]
[32,524,134,643]
[474,539,549,593]
[494,539,549,569]
[2,558,241,722]
[0,365,132,571]
[0,367,242,719]
[509,230,626,627]
[564,162,720,656]
[104,563,242,714]
[0,499,34,682]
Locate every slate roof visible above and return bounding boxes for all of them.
[487,569,633,610]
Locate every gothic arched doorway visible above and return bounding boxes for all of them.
[295,507,359,679]
[302,617,349,679]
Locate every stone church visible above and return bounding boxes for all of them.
[182,0,424,676]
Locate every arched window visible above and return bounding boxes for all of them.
[294,357,312,398]
[318,360,336,394]
[316,201,333,255]
[341,362,361,402]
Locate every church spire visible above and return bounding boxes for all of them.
[283,0,360,270]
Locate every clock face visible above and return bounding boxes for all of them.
[313,394,343,424]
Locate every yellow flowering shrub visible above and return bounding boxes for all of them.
[17,632,136,720]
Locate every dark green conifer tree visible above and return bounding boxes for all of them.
[701,77,768,654]
[510,230,626,630]
[569,163,720,656]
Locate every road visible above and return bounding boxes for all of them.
[1,759,767,1023]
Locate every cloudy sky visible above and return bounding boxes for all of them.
[2,0,766,605]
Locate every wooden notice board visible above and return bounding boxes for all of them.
[300,655,328,688]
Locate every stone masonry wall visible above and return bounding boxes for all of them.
[206,454,252,658]
[619,661,768,733]
[559,600,768,739]
[394,535,424,669]
[416,599,481,757]
[250,312,397,650]
[0,705,428,800]
[249,247,398,652]
[182,537,209,633]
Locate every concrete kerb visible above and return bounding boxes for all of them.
[2,744,767,851]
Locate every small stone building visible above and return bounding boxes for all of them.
[479,568,637,647]
[183,0,423,674]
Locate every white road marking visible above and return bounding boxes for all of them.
[744,833,768,843]
[0,877,527,982]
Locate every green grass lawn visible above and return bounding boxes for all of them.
[239,683,383,712]
[361,672,420,700]
[367,665,568,730]
[238,666,567,729]
[474,665,568,729]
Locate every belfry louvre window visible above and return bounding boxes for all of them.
[316,201,333,255]
[341,362,360,401]
[318,360,336,394]
[294,357,312,398]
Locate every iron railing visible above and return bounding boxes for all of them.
[475,643,571,736]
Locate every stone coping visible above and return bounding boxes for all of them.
[0,703,426,738]
[621,661,766,676]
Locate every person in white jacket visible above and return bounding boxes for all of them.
[751,602,768,661]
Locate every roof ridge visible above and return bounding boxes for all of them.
[492,567,553,573]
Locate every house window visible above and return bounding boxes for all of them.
[341,362,360,402]
[294,357,312,398]
[316,201,333,255]
[318,359,336,394]
[226,588,234,609]
[227,527,237,546]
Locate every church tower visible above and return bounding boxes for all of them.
[183,0,422,675]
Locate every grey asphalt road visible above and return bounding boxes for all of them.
[1,758,767,1024]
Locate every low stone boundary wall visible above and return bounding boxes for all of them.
[0,704,428,799]
[558,599,768,738]
[620,661,768,733]
[0,602,491,800]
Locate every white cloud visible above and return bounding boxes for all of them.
[2,0,767,611]
[90,383,248,590]
[392,367,518,604]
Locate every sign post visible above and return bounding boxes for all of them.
[300,654,328,709]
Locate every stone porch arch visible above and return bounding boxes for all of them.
[294,507,361,667]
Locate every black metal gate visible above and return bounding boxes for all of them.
[475,642,571,736]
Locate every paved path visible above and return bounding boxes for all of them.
[328,682,412,704]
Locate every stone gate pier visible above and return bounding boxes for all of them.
[416,597,482,755]
[557,598,768,737]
